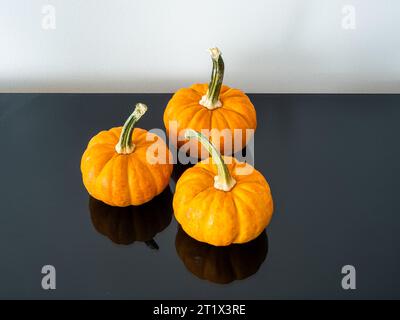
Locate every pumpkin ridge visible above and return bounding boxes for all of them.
[164,103,199,129]
[132,128,148,144]
[233,167,269,184]
[109,127,122,140]
[200,191,226,243]
[229,193,253,243]
[105,156,121,206]
[177,176,211,191]
[222,92,251,102]
[231,189,266,242]
[208,106,212,132]
[114,156,133,206]
[223,99,256,127]
[169,102,200,115]
[133,140,156,150]
[220,87,236,96]
[133,137,160,153]
[92,154,119,202]
[235,179,270,194]
[187,165,215,178]
[175,170,213,193]
[233,172,264,183]
[221,92,249,100]
[236,183,274,233]
[82,151,115,193]
[218,107,251,129]
[132,152,161,195]
[220,104,252,121]
[172,104,203,124]
[87,140,115,150]
[87,130,119,148]
[86,142,116,152]
[212,108,230,130]
[124,155,138,205]
[133,134,162,151]
[83,145,115,164]
[133,136,173,182]
[186,108,210,132]
[189,84,208,96]
[186,185,215,209]
[228,192,241,243]
[235,183,267,199]
[209,112,233,154]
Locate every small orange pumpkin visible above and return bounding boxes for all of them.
[81,103,173,207]
[175,226,268,284]
[173,129,273,246]
[89,187,173,248]
[163,48,257,156]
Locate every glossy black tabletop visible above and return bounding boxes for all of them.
[0,93,399,299]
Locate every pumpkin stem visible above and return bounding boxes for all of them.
[184,129,236,191]
[115,103,147,154]
[199,47,224,110]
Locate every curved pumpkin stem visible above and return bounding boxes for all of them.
[199,48,224,110]
[184,129,236,191]
[115,103,147,154]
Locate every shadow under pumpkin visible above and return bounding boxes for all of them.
[89,187,173,249]
[175,226,268,284]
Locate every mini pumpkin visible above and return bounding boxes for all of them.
[81,103,173,207]
[173,129,273,246]
[89,187,173,248]
[175,226,268,284]
[163,48,257,156]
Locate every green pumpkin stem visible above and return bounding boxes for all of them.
[184,129,236,191]
[115,103,147,154]
[199,48,224,110]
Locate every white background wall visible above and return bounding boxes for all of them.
[0,0,399,93]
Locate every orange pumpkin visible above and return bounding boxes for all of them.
[163,48,257,156]
[89,187,173,248]
[81,103,173,207]
[175,226,268,284]
[173,129,273,246]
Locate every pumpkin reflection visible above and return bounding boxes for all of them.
[175,226,268,284]
[89,187,173,249]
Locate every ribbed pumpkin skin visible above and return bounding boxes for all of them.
[173,156,273,246]
[81,127,173,207]
[175,227,268,284]
[164,84,257,155]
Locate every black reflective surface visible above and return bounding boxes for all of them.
[89,187,173,248]
[0,93,400,299]
[175,227,268,285]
